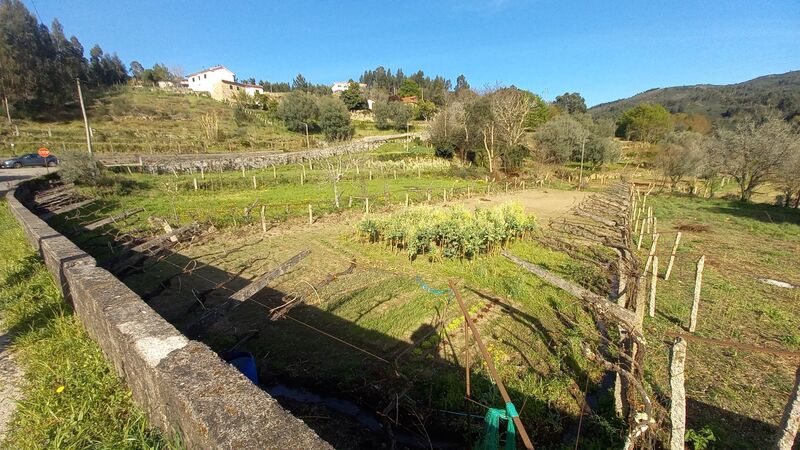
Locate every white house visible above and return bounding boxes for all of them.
[332,81,367,93]
[186,65,264,101]
[186,65,236,95]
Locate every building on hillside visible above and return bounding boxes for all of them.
[186,65,263,101]
[401,96,418,105]
[332,81,367,93]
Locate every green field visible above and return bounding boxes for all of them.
[25,139,800,448]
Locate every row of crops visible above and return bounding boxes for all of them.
[358,203,537,260]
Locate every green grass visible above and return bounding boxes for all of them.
[0,200,177,449]
[638,194,800,449]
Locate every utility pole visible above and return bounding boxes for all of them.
[77,78,93,155]
[3,96,11,126]
[302,122,310,149]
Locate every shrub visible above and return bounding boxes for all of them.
[318,97,353,141]
[358,203,536,260]
[374,101,413,131]
[278,91,319,132]
[58,150,100,185]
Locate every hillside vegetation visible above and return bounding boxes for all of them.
[590,71,800,122]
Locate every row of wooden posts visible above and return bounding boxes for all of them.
[634,187,799,449]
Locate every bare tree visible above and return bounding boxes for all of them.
[714,118,799,202]
[491,88,531,148]
[775,145,800,207]
[325,155,351,208]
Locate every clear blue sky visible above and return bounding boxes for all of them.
[23,0,800,106]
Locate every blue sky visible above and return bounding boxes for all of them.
[23,0,800,106]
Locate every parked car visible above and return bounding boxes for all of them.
[1,153,59,169]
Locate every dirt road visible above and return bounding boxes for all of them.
[459,188,591,224]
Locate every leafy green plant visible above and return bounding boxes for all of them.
[685,425,717,450]
[359,203,536,260]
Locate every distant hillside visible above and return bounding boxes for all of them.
[590,71,800,122]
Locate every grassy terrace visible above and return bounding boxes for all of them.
[639,194,800,449]
[0,87,426,157]
[0,200,174,449]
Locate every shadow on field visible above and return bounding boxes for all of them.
[51,223,628,449]
[687,398,779,449]
[707,202,800,225]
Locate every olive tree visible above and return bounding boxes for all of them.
[714,117,799,202]
[655,132,709,190]
[278,91,319,132]
[318,97,353,141]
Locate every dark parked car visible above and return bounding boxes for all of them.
[1,153,59,169]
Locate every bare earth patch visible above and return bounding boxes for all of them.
[458,188,592,224]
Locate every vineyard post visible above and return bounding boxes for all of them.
[637,218,646,249]
[193,178,198,191]
[664,232,682,280]
[300,171,304,185]
[260,205,267,234]
[252,176,257,189]
[200,165,204,179]
[689,255,705,332]
[505,182,509,193]
[644,233,660,275]
[365,198,370,214]
[241,166,245,178]
[653,216,658,234]
[443,189,447,203]
[646,207,653,233]
[405,193,409,208]
[394,169,397,180]
[272,164,276,178]
[521,180,525,190]
[649,256,658,317]
[348,196,353,208]
[467,186,471,197]
[464,320,471,397]
[418,167,421,178]
[776,366,800,450]
[369,169,373,180]
[308,204,313,225]
[669,337,688,450]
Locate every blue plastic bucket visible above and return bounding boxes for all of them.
[224,351,259,384]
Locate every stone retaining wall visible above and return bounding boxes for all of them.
[5,185,331,449]
[100,133,420,174]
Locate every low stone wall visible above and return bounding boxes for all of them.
[5,185,331,449]
[99,133,420,174]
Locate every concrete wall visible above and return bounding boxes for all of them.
[5,185,331,450]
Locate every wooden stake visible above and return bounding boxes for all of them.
[443,189,447,203]
[649,256,658,317]
[252,176,257,189]
[776,366,800,450]
[272,164,276,178]
[308,204,313,224]
[669,337,688,450]
[653,216,658,234]
[664,232,682,281]
[348,196,353,208]
[200,166,205,179]
[260,205,267,233]
[449,281,534,450]
[241,166,245,177]
[193,178,198,191]
[405,193,409,208]
[689,255,705,332]
[637,218,647,249]
[365,198,370,214]
[464,320,471,397]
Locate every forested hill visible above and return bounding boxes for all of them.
[589,71,800,121]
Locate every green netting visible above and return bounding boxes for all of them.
[478,402,518,450]
[415,276,454,304]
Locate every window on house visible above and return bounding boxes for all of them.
[191,77,195,82]
[204,74,207,79]
[229,85,233,90]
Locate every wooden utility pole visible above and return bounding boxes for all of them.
[76,78,93,155]
[3,95,11,125]
[449,281,535,450]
